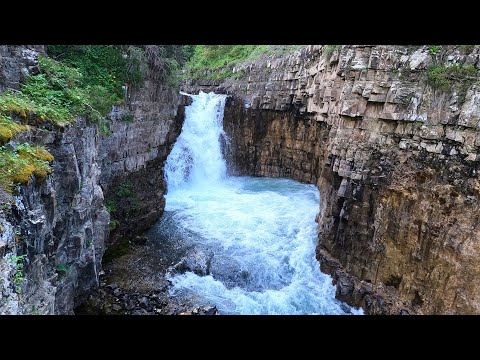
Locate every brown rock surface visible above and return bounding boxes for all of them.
[184,45,480,314]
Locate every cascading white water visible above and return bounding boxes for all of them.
[163,91,363,315]
[166,92,228,189]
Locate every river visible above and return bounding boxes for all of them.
[159,91,362,315]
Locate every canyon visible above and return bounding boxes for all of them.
[1,45,480,314]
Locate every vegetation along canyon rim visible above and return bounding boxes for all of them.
[1,45,479,315]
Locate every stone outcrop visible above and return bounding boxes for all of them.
[0,46,185,314]
[0,46,45,93]
[183,45,480,314]
[98,66,189,244]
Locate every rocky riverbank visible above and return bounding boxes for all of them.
[76,217,218,315]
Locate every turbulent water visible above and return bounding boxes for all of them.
[163,91,362,315]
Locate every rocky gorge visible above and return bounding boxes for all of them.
[184,45,480,314]
[0,45,188,314]
[1,45,479,315]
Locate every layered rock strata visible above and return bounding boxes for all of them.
[0,46,184,314]
[184,45,480,314]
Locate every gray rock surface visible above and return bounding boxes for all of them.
[0,46,185,314]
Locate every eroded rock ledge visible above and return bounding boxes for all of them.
[183,45,480,314]
[0,46,186,314]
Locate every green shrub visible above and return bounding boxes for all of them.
[56,263,70,278]
[46,45,186,92]
[8,254,26,293]
[0,45,187,193]
[428,46,441,57]
[105,199,117,213]
[109,219,120,231]
[120,113,134,123]
[47,45,139,97]
[116,182,132,198]
[427,64,478,91]
[0,56,121,127]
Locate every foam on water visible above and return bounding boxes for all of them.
[163,91,362,315]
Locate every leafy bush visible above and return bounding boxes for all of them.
[116,182,132,198]
[7,254,26,293]
[427,64,478,91]
[0,56,119,127]
[428,46,440,56]
[47,45,187,92]
[105,199,117,213]
[109,219,120,231]
[56,263,70,279]
[0,45,189,193]
[47,45,138,98]
[120,113,134,123]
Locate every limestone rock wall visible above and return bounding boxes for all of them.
[184,45,480,314]
[0,46,184,314]
[0,45,45,93]
[98,67,188,244]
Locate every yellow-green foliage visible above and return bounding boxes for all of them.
[17,144,54,181]
[0,115,28,144]
[0,144,54,192]
[12,163,35,184]
[186,45,303,80]
[0,93,36,119]
[32,146,54,162]
[0,56,122,129]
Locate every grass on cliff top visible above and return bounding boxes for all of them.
[185,45,304,80]
[0,56,110,193]
[0,56,123,128]
[0,48,131,193]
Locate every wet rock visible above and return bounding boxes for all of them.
[336,277,354,298]
[133,235,148,246]
[199,305,218,315]
[139,297,152,311]
[210,255,251,290]
[340,303,352,314]
[132,309,149,315]
[171,248,214,276]
[107,284,118,291]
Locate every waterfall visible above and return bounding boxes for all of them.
[160,91,362,315]
[165,92,228,190]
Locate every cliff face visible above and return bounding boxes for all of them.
[98,66,188,244]
[0,46,184,314]
[184,45,480,314]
